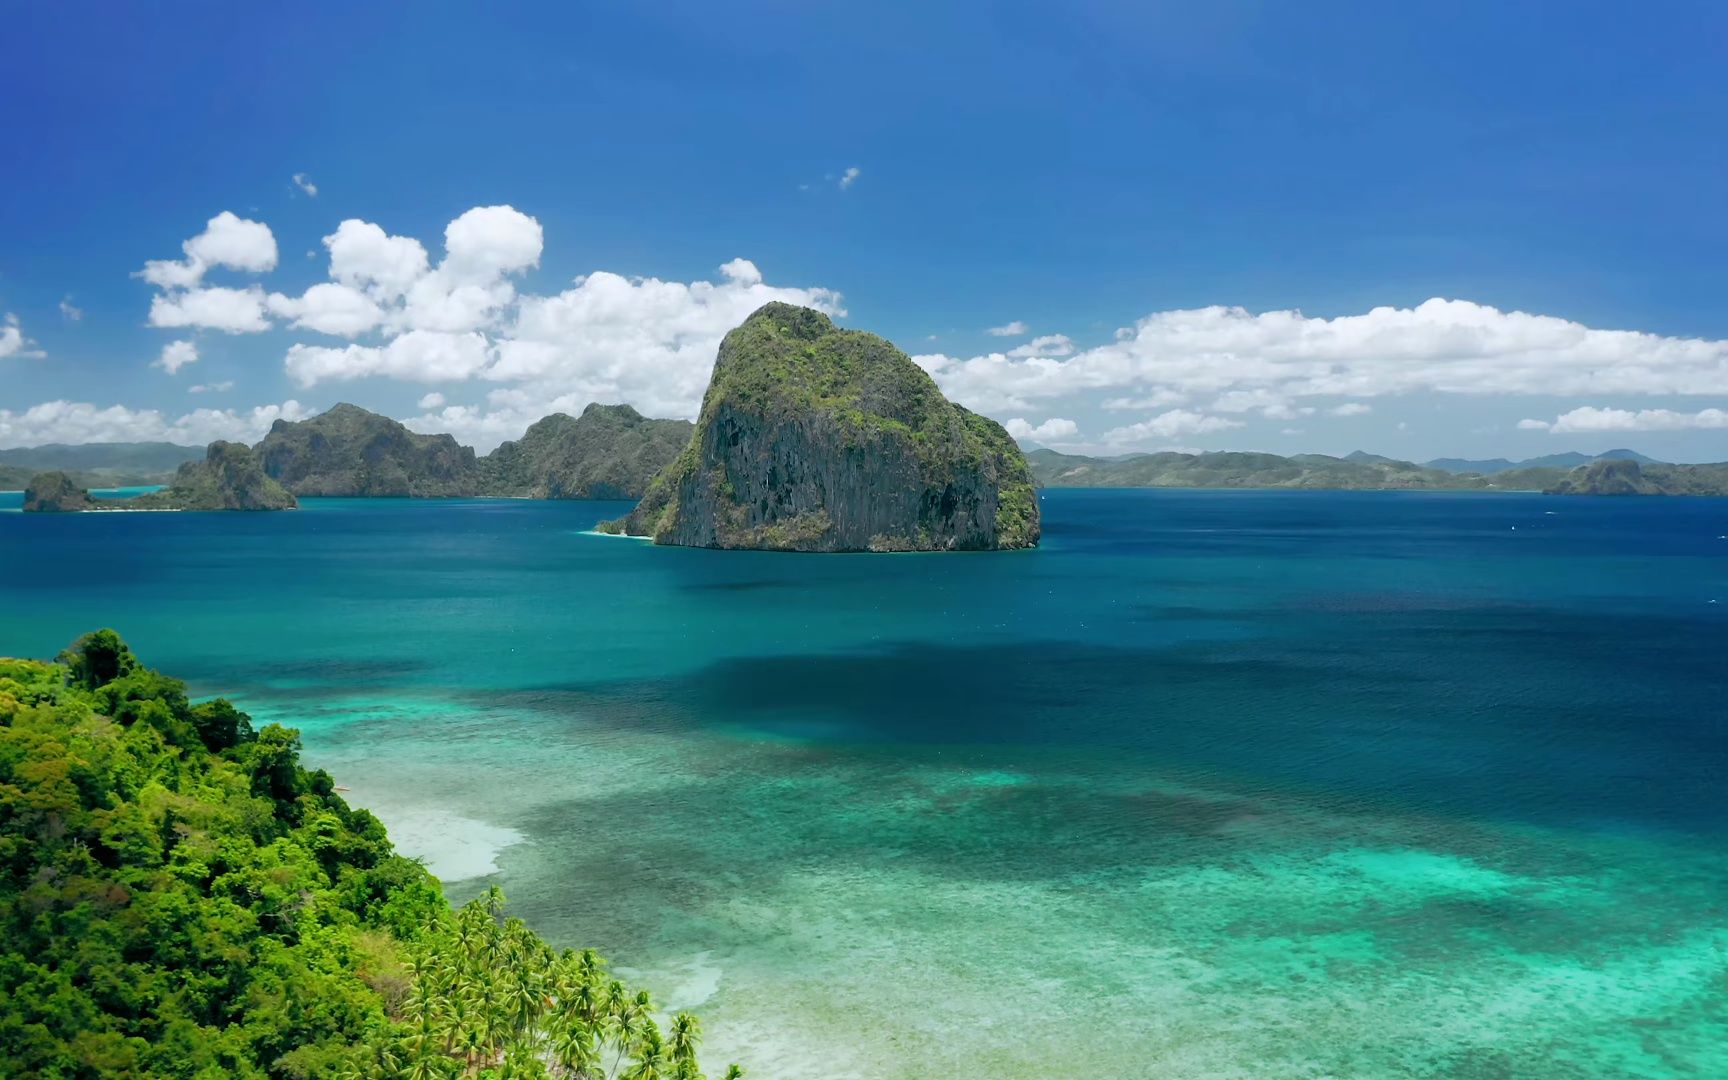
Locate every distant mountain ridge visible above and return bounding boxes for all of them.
[1026,448,1728,496]
[251,402,692,500]
[1423,448,1660,474]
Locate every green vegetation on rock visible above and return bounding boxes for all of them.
[20,444,297,513]
[256,404,480,498]
[0,631,739,1079]
[481,404,693,500]
[21,471,95,512]
[130,441,298,511]
[1543,458,1728,496]
[602,303,1040,551]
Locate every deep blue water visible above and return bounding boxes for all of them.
[2,489,1725,1076]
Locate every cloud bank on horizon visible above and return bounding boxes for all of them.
[4,203,1728,455]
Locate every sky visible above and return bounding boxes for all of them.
[2,1,1727,462]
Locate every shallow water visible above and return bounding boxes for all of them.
[2,489,1725,1076]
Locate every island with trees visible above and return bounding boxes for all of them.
[600,303,1040,551]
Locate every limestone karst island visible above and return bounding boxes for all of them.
[599,303,1041,551]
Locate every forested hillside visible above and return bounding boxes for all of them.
[0,632,735,1079]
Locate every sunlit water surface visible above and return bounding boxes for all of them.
[3,489,1725,1077]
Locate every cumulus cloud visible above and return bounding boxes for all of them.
[987,320,1029,337]
[0,399,310,447]
[139,211,278,289]
[129,204,841,447]
[149,286,270,333]
[1522,405,1728,433]
[59,296,82,321]
[1008,334,1075,359]
[153,340,198,375]
[1330,402,1373,417]
[0,314,44,359]
[1003,417,1080,442]
[839,166,860,190]
[285,330,493,386]
[189,381,234,394]
[266,283,385,337]
[1101,409,1243,446]
[417,391,446,409]
[292,172,318,197]
[137,212,280,334]
[1102,390,1189,411]
[917,298,1728,413]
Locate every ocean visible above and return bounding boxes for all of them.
[2,488,1724,1077]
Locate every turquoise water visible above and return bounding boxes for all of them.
[2,489,1726,1077]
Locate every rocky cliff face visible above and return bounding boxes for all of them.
[1546,459,1658,495]
[21,472,93,513]
[602,303,1039,551]
[481,404,692,499]
[22,444,295,511]
[256,403,478,497]
[130,442,297,510]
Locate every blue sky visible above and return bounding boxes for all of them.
[2,1,1726,460]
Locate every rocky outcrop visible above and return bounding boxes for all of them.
[255,403,479,497]
[129,442,297,510]
[481,404,692,499]
[21,471,94,512]
[1545,459,1658,495]
[20,444,295,511]
[1542,458,1728,496]
[601,303,1039,551]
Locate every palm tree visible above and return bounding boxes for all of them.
[623,1020,667,1080]
[667,1012,701,1070]
[550,1017,602,1079]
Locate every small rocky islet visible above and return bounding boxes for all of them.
[23,442,295,512]
[599,302,1041,551]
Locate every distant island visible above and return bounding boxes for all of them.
[0,630,738,1078]
[6,377,1728,508]
[600,302,1039,551]
[1024,447,1728,497]
[22,442,296,512]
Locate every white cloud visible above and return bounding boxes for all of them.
[1003,417,1080,442]
[1102,390,1188,411]
[918,298,1728,414]
[139,211,278,288]
[417,391,446,409]
[1008,334,1075,359]
[0,399,310,447]
[148,286,270,333]
[1330,402,1373,417]
[987,320,1029,337]
[1102,409,1243,446]
[189,381,234,394]
[285,330,493,387]
[0,314,44,359]
[153,340,198,375]
[59,296,82,321]
[839,166,860,190]
[292,172,318,197]
[1528,405,1728,434]
[266,283,385,337]
[325,219,431,299]
[129,204,838,438]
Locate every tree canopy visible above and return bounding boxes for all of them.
[0,631,738,1079]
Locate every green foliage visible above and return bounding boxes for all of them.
[481,405,692,501]
[0,633,738,1080]
[602,303,1041,550]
